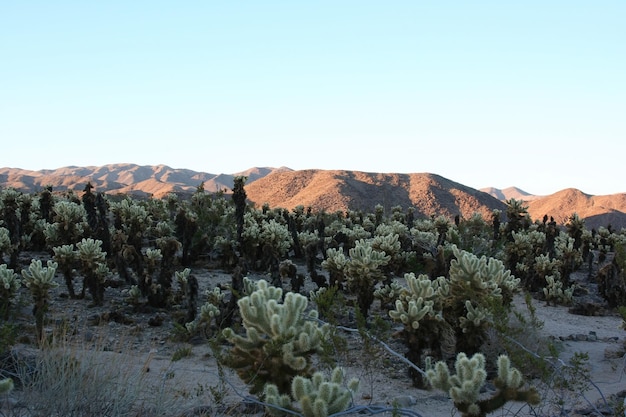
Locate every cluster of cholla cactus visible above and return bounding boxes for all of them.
[322,239,390,319]
[446,246,520,355]
[388,272,450,385]
[43,200,88,249]
[426,352,540,417]
[263,366,359,417]
[21,259,59,342]
[222,279,330,395]
[387,245,521,386]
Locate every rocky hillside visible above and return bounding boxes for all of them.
[0,164,290,198]
[1,164,625,229]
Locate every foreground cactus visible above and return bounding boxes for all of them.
[264,367,359,417]
[22,259,59,342]
[76,238,107,305]
[222,280,329,395]
[426,352,540,417]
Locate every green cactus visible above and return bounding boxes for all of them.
[22,259,59,342]
[543,275,574,306]
[0,227,11,264]
[446,246,519,355]
[321,247,348,288]
[264,366,359,417]
[0,264,20,319]
[388,272,449,386]
[44,200,88,249]
[76,238,107,305]
[344,239,390,318]
[222,280,329,395]
[426,352,540,417]
[53,244,78,298]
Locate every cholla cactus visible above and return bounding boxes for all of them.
[22,259,59,342]
[543,275,574,306]
[0,264,20,319]
[390,274,448,325]
[426,353,539,417]
[373,280,404,310]
[388,273,449,386]
[185,285,225,337]
[264,366,359,417]
[321,248,348,288]
[44,200,87,248]
[345,239,390,318]
[76,238,107,305]
[0,227,11,263]
[371,232,408,274]
[259,219,293,258]
[53,244,78,298]
[447,246,519,355]
[222,280,329,395]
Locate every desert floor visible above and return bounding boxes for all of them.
[4,253,626,417]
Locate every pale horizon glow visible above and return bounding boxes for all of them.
[1,2,625,196]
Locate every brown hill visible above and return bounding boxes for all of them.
[2,165,626,229]
[0,164,285,198]
[526,188,626,230]
[245,170,507,220]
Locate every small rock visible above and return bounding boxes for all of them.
[588,331,597,341]
[392,395,417,407]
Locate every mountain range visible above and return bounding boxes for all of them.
[1,164,625,230]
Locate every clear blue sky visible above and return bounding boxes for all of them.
[1,1,624,196]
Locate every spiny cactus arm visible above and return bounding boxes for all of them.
[0,264,20,293]
[236,280,285,336]
[321,248,347,273]
[53,244,76,262]
[389,298,433,329]
[263,383,294,416]
[459,300,491,332]
[405,272,437,299]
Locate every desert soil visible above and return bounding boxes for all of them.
[4,252,626,417]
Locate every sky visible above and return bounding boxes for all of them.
[1,1,625,196]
